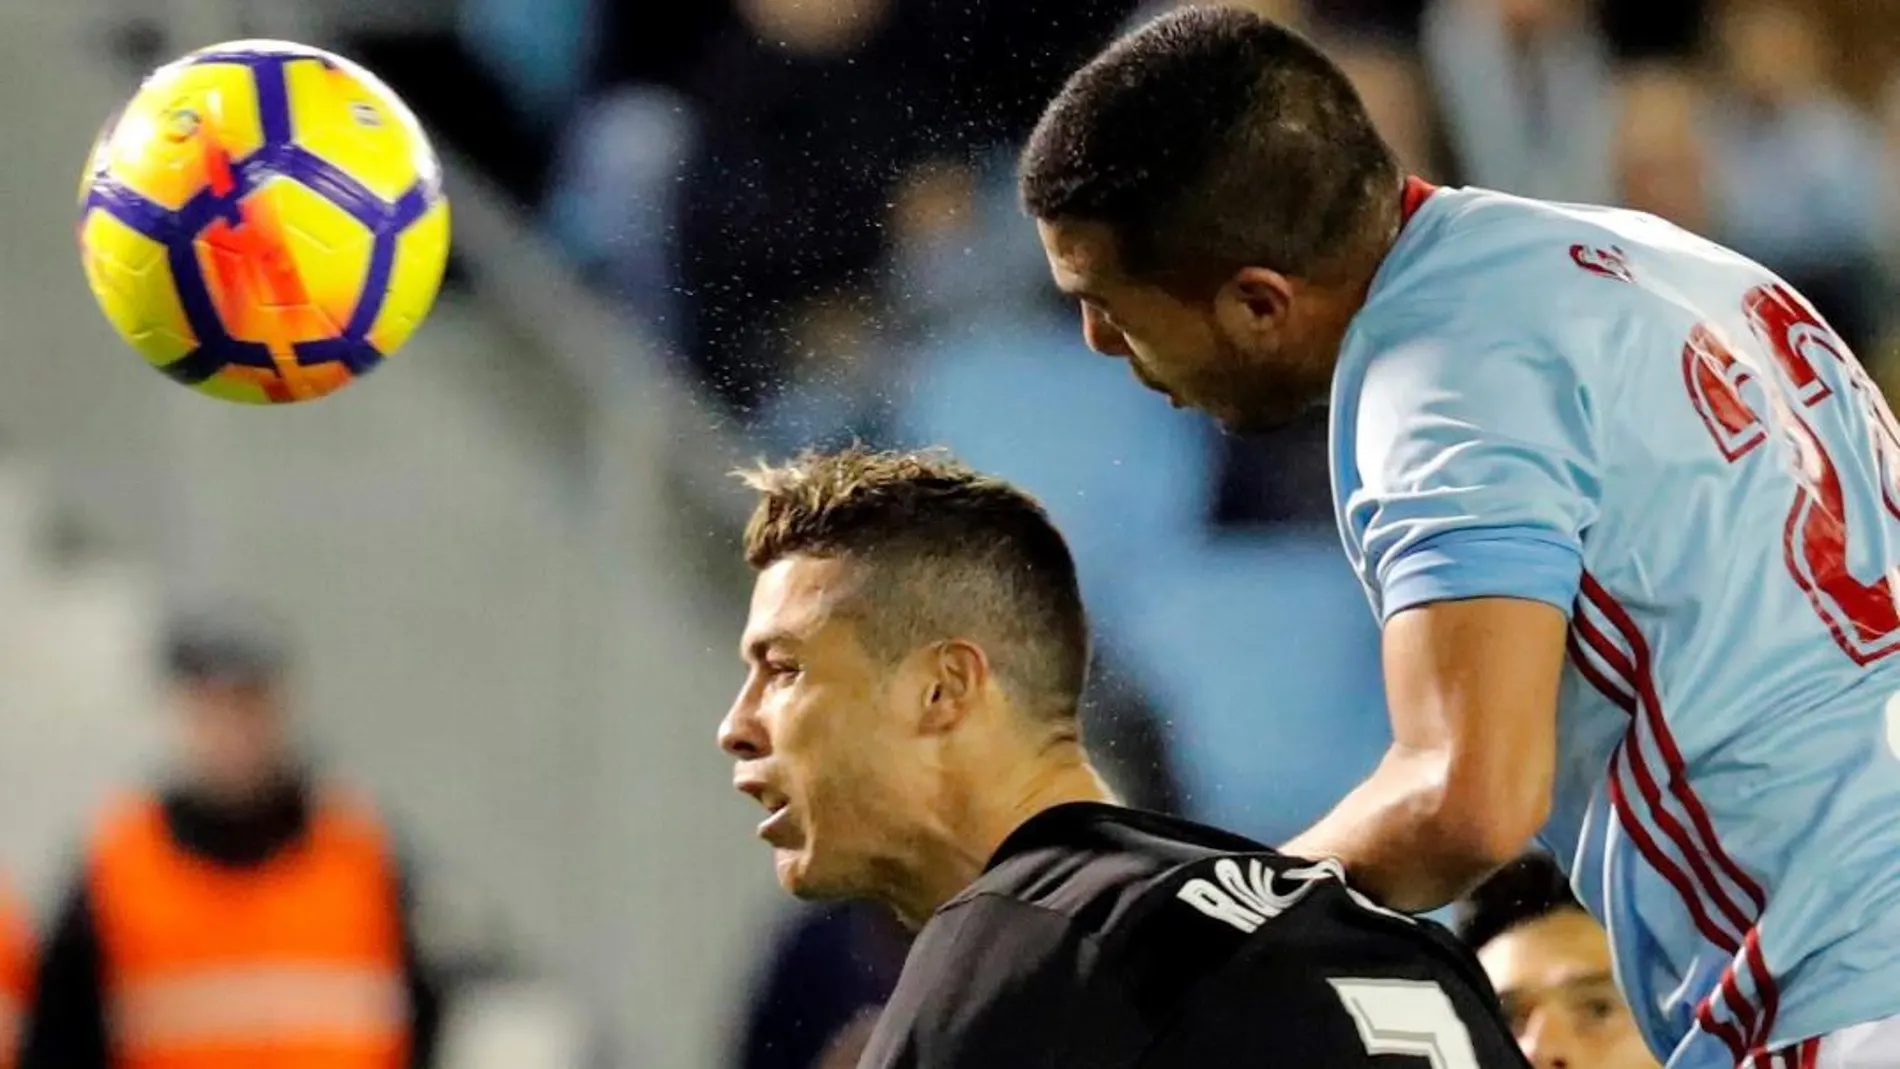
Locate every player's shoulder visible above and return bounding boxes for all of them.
[1363,185,1723,340]
[898,805,1518,1066]
[957,802,1283,933]
[1339,185,1730,408]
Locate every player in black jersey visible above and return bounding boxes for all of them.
[719,446,1527,1068]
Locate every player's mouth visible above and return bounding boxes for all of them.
[736,775,794,840]
[758,801,794,842]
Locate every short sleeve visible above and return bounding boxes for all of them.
[1348,333,1600,622]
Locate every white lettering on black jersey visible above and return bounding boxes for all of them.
[858,803,1528,1069]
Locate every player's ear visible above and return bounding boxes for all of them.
[1215,266,1295,338]
[917,639,988,735]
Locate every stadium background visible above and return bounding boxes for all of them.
[1,0,1897,1065]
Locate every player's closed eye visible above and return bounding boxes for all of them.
[1576,993,1623,1027]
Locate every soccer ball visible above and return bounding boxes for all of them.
[77,40,450,403]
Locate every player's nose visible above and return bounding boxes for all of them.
[718,693,770,760]
[1080,305,1133,359]
[1517,1009,1574,1069]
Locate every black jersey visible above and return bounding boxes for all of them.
[858,802,1527,1068]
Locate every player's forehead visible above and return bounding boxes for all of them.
[1479,909,1614,989]
[1037,218,1127,298]
[741,555,862,656]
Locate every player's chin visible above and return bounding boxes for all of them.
[774,847,842,900]
[776,841,876,903]
[771,848,807,894]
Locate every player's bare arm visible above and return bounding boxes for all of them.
[1283,597,1567,912]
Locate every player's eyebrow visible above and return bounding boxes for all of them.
[1494,969,1617,1002]
[1045,270,1099,304]
[741,631,798,664]
[1561,970,1617,993]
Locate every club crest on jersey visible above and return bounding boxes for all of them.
[1570,243,1634,283]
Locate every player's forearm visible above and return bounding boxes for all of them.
[1282,745,1526,913]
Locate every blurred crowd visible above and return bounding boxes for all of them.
[346,0,1900,1064]
[440,0,1900,401]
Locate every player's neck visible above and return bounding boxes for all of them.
[887,744,1111,928]
[1336,180,1414,326]
[982,745,1116,853]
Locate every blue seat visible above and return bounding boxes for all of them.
[1115,530,1389,845]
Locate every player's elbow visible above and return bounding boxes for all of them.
[1438,779,1549,874]
[1442,800,1546,874]
[1420,754,1551,877]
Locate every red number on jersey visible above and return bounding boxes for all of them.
[1682,282,1900,665]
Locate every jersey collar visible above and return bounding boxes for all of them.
[1400,175,1439,228]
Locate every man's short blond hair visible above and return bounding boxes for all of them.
[738,446,1089,719]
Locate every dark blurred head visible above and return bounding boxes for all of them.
[1020,5,1402,432]
[737,0,892,56]
[163,608,296,805]
[1715,0,1829,108]
[720,446,1091,916]
[1456,855,1659,1069]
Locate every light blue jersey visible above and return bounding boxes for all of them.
[1332,183,1900,1067]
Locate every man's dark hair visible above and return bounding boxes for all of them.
[1019,5,1401,283]
[1454,853,1583,951]
[738,446,1090,720]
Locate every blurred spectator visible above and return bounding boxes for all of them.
[884,158,994,336]
[0,876,29,1069]
[1317,0,1427,44]
[671,0,919,414]
[1706,0,1888,355]
[540,87,696,345]
[1806,0,1900,107]
[750,289,897,457]
[1455,855,1659,1069]
[1614,63,1714,235]
[1210,407,1333,528]
[1879,74,1900,378]
[1884,74,1900,246]
[20,607,443,1069]
[1421,0,1617,201]
[668,0,1137,414]
[733,902,908,1069]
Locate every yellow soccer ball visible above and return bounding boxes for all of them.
[77,40,450,403]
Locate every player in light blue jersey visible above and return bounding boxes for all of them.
[1019,7,1900,1068]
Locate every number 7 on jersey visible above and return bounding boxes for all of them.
[1329,978,1481,1069]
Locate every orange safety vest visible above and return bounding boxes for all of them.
[88,792,409,1069]
[0,877,32,1069]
